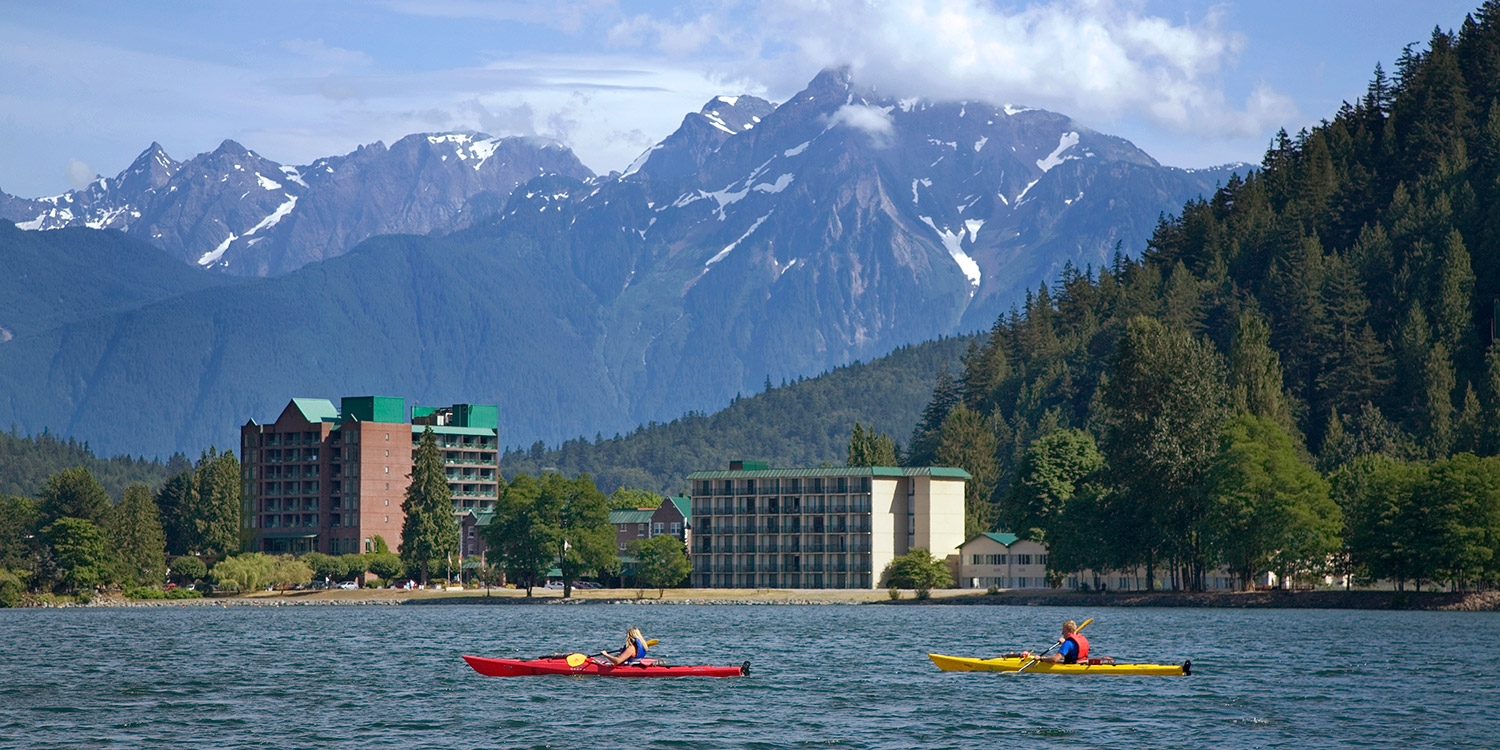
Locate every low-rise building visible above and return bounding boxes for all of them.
[958,533,1244,591]
[687,461,968,589]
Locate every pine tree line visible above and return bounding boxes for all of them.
[906,5,1500,590]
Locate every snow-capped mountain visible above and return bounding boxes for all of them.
[1,134,592,276]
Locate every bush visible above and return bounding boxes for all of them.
[888,586,902,600]
[882,549,954,599]
[170,556,207,584]
[126,586,167,599]
[0,570,25,608]
[986,584,1001,595]
[166,587,202,599]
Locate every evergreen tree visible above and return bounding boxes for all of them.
[43,517,112,592]
[1003,429,1104,540]
[155,470,196,556]
[1455,384,1484,454]
[1317,253,1394,417]
[400,427,459,584]
[934,403,1000,538]
[1228,312,1295,431]
[107,483,167,587]
[847,423,899,467]
[188,449,241,557]
[1434,229,1476,358]
[39,467,111,527]
[0,496,40,573]
[906,366,961,466]
[1424,342,1458,456]
[1485,344,1500,453]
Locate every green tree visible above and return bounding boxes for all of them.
[107,483,167,587]
[180,449,242,557]
[366,552,404,582]
[551,473,617,598]
[211,553,277,593]
[627,534,692,598]
[400,427,459,584]
[1205,416,1341,589]
[881,548,953,599]
[1098,316,1230,590]
[168,555,206,585]
[609,487,663,511]
[1003,428,1104,541]
[934,403,999,538]
[481,473,556,596]
[1424,342,1457,456]
[0,496,40,572]
[0,569,24,607]
[43,517,112,592]
[39,467,111,527]
[1227,312,1294,430]
[270,556,314,592]
[1333,455,1427,588]
[156,470,196,556]
[907,365,961,466]
[300,552,339,582]
[847,422,899,467]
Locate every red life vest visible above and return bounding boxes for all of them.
[1063,632,1089,663]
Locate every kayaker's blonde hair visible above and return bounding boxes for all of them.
[1062,620,1077,634]
[628,626,645,643]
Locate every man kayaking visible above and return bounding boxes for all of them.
[1024,620,1089,664]
[598,627,650,666]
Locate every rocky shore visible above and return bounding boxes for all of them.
[911,589,1500,611]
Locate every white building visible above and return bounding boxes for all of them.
[688,462,969,589]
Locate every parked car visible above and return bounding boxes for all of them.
[337,581,359,590]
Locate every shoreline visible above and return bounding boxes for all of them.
[15,588,1499,611]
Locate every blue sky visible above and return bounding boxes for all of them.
[0,0,1484,197]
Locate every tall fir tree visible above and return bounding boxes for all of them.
[188,448,241,557]
[906,365,961,466]
[1424,342,1458,457]
[108,483,167,587]
[155,470,196,556]
[933,403,1000,538]
[39,466,111,527]
[400,426,459,584]
[1227,312,1295,432]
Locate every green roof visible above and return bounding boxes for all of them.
[686,466,971,480]
[610,509,656,524]
[964,532,1019,547]
[412,425,495,437]
[667,496,691,523]
[342,396,405,424]
[291,398,340,423]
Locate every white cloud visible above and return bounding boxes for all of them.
[66,159,95,189]
[825,104,894,147]
[629,0,1297,138]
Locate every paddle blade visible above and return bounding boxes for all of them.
[565,653,587,667]
[646,639,659,646]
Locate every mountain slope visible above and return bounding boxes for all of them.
[0,222,232,340]
[1,134,593,276]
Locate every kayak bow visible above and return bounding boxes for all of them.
[928,653,1190,676]
[463,654,750,678]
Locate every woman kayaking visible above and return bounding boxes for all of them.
[598,627,650,666]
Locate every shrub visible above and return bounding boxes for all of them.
[882,549,954,599]
[0,570,25,608]
[166,587,202,599]
[987,584,1001,595]
[170,556,207,584]
[126,586,167,599]
[888,586,902,600]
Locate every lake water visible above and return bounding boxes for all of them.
[1,603,1497,748]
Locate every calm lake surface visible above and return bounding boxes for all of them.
[1,603,1497,748]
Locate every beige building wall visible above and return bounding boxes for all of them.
[870,477,902,589]
[916,477,967,563]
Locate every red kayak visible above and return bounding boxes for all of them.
[463,654,749,678]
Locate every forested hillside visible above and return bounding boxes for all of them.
[906,5,1500,591]
[499,336,974,493]
[0,430,178,500]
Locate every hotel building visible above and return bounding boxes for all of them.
[240,396,500,556]
[687,462,969,589]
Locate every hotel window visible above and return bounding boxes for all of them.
[1015,554,1032,565]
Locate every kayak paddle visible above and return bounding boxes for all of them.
[1015,617,1093,674]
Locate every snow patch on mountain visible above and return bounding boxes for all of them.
[784,141,811,157]
[919,216,981,291]
[279,166,308,188]
[752,174,794,194]
[974,136,989,152]
[199,232,237,266]
[707,212,772,266]
[1037,132,1080,172]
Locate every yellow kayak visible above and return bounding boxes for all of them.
[928,653,1190,676]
